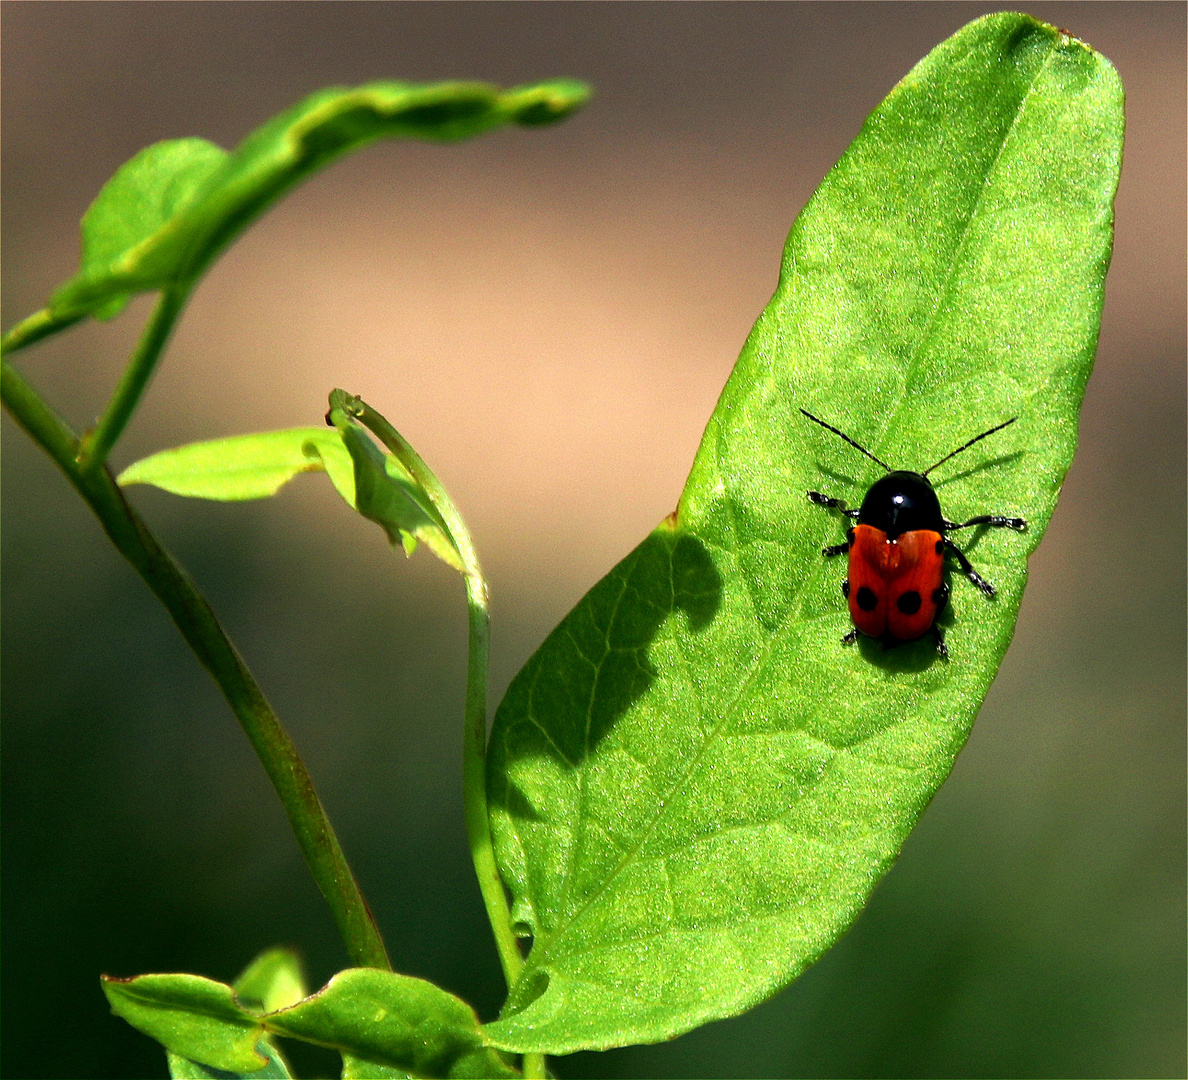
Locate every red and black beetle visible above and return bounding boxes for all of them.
[801,408,1026,658]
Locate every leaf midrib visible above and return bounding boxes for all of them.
[870,33,1056,467]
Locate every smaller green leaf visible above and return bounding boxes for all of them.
[101,973,265,1074]
[168,1040,292,1079]
[71,138,229,319]
[118,417,464,572]
[117,427,351,501]
[327,404,464,572]
[265,968,517,1079]
[233,949,308,1015]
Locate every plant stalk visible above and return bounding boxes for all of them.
[2,359,392,973]
[78,285,190,472]
[346,395,526,990]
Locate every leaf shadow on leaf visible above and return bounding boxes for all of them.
[490,526,723,816]
[581,529,724,754]
[500,968,551,1019]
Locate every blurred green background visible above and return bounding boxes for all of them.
[3,4,1184,1078]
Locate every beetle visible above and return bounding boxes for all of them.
[801,408,1026,658]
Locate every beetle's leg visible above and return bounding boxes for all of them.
[944,537,995,596]
[807,491,860,519]
[841,579,850,598]
[841,628,859,646]
[942,514,1026,532]
[810,493,858,555]
[931,581,950,612]
[823,527,854,557]
[932,625,949,659]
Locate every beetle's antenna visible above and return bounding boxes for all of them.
[923,417,1016,477]
[800,409,892,471]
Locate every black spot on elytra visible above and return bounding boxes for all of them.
[856,585,878,612]
[896,590,922,615]
[935,539,945,555]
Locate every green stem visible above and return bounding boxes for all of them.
[3,359,392,973]
[0,307,86,357]
[78,285,190,472]
[522,1051,548,1079]
[345,395,525,990]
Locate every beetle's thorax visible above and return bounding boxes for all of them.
[857,470,944,539]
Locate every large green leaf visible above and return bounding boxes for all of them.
[48,79,588,322]
[339,1054,413,1080]
[265,969,518,1079]
[484,13,1122,1054]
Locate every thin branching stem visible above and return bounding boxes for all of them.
[2,358,392,973]
[0,307,85,357]
[79,284,191,472]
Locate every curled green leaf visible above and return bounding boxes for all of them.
[45,79,588,324]
[71,138,230,320]
[117,420,463,572]
[484,13,1123,1055]
[233,948,308,1016]
[326,397,465,572]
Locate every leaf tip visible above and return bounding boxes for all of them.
[506,78,592,125]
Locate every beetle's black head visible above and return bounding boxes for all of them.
[858,471,944,539]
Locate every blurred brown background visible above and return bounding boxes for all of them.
[2,4,1184,1078]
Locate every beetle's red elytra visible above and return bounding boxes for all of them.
[801,409,1026,659]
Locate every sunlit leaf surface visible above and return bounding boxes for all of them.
[117,428,351,501]
[167,1040,292,1079]
[71,138,228,319]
